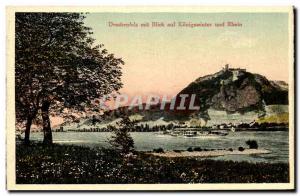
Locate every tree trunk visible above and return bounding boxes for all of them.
[41,101,53,145]
[24,115,33,145]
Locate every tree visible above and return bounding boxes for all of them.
[15,13,123,144]
[109,117,135,155]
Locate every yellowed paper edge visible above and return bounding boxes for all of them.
[6,6,295,191]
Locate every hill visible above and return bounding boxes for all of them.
[61,64,289,128]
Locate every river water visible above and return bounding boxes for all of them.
[28,131,289,163]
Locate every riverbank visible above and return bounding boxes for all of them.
[150,149,270,158]
[16,143,289,184]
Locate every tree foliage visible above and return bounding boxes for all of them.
[15,13,123,144]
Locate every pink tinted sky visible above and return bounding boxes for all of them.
[84,12,290,98]
[51,12,290,127]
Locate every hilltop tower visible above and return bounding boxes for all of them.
[225,64,229,71]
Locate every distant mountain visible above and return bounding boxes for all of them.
[177,65,288,115]
[77,65,289,126]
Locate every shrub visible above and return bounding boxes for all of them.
[193,147,202,151]
[187,147,193,152]
[246,140,258,149]
[173,150,182,153]
[228,148,233,152]
[153,148,164,153]
[108,117,135,155]
[238,147,245,151]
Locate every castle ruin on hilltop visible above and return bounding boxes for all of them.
[221,64,246,82]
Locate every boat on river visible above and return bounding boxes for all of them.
[171,128,229,138]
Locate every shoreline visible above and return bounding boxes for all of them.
[150,149,271,158]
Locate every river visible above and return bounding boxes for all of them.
[28,131,289,163]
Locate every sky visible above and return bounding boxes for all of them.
[84,12,289,98]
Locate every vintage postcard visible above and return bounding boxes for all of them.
[6,6,294,190]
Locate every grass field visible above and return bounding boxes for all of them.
[16,143,289,184]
